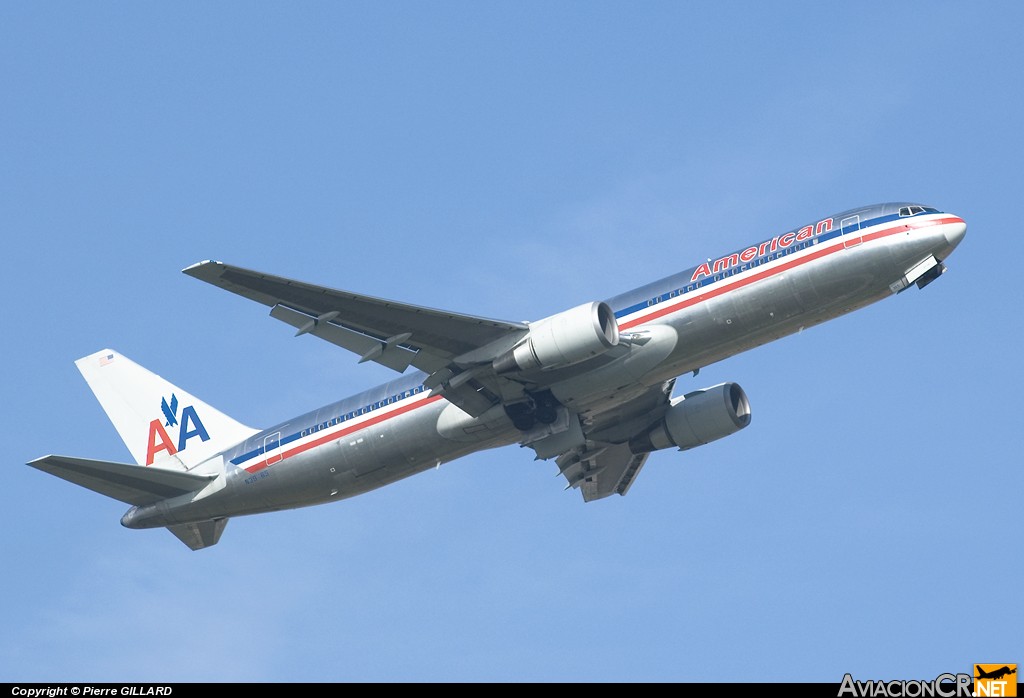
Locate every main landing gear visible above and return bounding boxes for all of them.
[504,390,561,431]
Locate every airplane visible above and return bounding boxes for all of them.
[976,666,1017,681]
[29,202,967,550]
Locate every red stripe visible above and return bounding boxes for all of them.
[244,394,445,473]
[619,217,954,331]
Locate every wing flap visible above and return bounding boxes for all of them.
[270,304,425,372]
[28,455,216,506]
[557,443,650,502]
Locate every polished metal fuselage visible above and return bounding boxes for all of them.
[121,203,966,529]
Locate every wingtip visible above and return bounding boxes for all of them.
[182,260,223,276]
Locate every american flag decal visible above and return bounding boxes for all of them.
[98,353,114,366]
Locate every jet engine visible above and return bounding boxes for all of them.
[493,301,620,374]
[629,382,751,454]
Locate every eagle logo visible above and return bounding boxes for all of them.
[161,394,179,428]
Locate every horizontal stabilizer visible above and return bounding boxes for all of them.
[167,518,228,550]
[28,455,216,506]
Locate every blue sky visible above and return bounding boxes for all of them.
[2,1,1021,682]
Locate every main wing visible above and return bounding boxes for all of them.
[184,261,529,415]
[184,261,526,364]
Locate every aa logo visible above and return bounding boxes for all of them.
[145,393,210,465]
[975,664,1017,697]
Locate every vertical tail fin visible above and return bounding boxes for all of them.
[76,349,258,471]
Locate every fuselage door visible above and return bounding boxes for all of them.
[264,431,283,467]
[841,214,862,249]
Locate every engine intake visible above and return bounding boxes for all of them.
[493,301,619,374]
[629,382,751,454]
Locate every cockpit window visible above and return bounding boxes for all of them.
[899,205,936,217]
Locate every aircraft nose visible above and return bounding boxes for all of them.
[944,216,967,250]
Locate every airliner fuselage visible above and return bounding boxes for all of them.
[32,202,967,549]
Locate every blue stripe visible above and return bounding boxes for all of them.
[228,381,431,466]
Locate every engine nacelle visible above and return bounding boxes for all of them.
[493,301,619,373]
[629,382,751,454]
